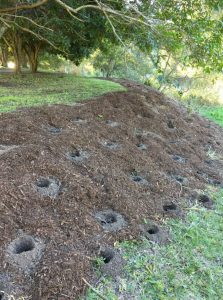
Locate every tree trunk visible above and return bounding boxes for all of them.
[30,55,38,73]
[14,50,21,74]
[1,46,8,67]
[21,50,28,69]
[25,43,41,73]
[12,33,22,74]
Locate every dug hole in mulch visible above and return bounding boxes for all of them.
[0,79,223,299]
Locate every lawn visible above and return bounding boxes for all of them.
[199,106,223,127]
[0,73,125,113]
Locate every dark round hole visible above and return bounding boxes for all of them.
[167,120,175,129]
[100,249,115,264]
[147,225,159,234]
[73,117,84,122]
[163,203,177,211]
[172,155,181,161]
[137,143,147,150]
[197,170,203,175]
[172,155,186,163]
[175,176,184,183]
[14,237,35,254]
[211,179,221,186]
[70,150,80,158]
[199,195,211,203]
[106,142,114,147]
[36,178,50,188]
[0,292,4,300]
[133,176,142,182]
[105,213,117,224]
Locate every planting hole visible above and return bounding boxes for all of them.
[199,195,211,203]
[7,235,45,273]
[198,194,214,209]
[104,213,117,224]
[197,170,203,175]
[173,175,185,183]
[36,178,50,188]
[147,225,159,234]
[133,176,142,182]
[75,117,81,121]
[70,150,80,158]
[73,117,86,124]
[68,150,89,163]
[100,249,115,264]
[48,126,61,134]
[137,143,147,150]
[177,177,184,183]
[167,120,175,129]
[95,210,127,232]
[14,236,35,254]
[208,178,221,186]
[172,155,187,163]
[0,292,4,300]
[130,174,148,185]
[102,141,119,150]
[163,203,177,212]
[36,176,61,198]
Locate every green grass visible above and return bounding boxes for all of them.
[0,73,126,113]
[86,190,223,300]
[199,106,223,127]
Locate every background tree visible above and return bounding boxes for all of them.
[0,1,222,75]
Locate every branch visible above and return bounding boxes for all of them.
[0,0,48,13]
[2,13,53,32]
[95,0,125,46]
[53,0,157,31]
[11,22,62,53]
[53,1,101,14]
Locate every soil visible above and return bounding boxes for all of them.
[140,222,170,245]
[0,79,223,299]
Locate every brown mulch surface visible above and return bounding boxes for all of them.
[0,79,223,299]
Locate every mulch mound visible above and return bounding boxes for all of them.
[0,79,223,299]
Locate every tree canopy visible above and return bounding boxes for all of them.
[0,0,222,73]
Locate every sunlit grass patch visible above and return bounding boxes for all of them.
[199,106,223,127]
[0,73,126,113]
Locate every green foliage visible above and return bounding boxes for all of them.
[38,53,64,71]
[0,0,15,8]
[142,0,223,72]
[41,0,107,64]
[0,74,125,112]
[2,0,223,73]
[90,42,150,81]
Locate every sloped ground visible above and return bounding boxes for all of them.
[0,80,223,299]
